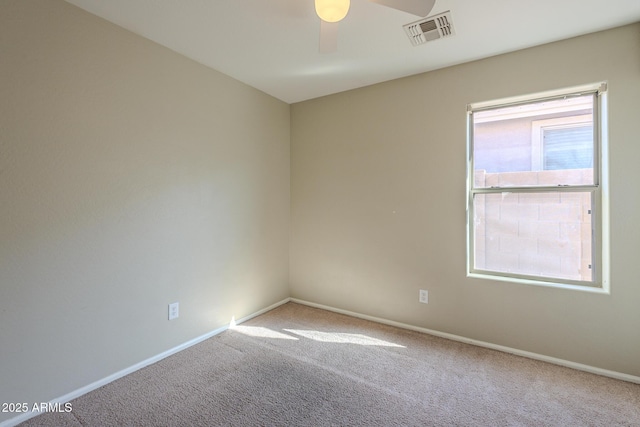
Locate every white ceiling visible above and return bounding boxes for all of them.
[65,0,640,104]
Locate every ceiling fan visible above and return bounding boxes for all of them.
[314,0,436,53]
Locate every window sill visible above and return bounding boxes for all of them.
[467,272,610,294]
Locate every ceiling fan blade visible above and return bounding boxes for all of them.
[319,20,339,53]
[368,0,435,16]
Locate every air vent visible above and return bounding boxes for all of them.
[403,11,454,46]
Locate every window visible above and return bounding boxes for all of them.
[467,83,609,292]
[531,113,593,171]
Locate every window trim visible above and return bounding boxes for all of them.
[466,83,610,293]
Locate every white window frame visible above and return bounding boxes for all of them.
[466,83,610,293]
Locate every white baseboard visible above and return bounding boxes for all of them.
[290,298,640,385]
[0,298,291,427]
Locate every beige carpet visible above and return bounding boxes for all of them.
[20,302,640,426]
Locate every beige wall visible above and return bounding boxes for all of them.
[0,0,290,420]
[291,24,640,377]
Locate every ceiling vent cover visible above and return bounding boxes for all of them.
[403,11,454,46]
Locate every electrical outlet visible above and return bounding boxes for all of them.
[419,290,428,304]
[168,302,179,320]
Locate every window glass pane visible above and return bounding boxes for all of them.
[473,191,593,282]
[473,95,594,188]
[543,125,593,170]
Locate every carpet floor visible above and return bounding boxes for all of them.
[19,302,640,426]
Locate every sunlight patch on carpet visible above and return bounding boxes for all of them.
[233,325,300,340]
[284,329,405,347]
